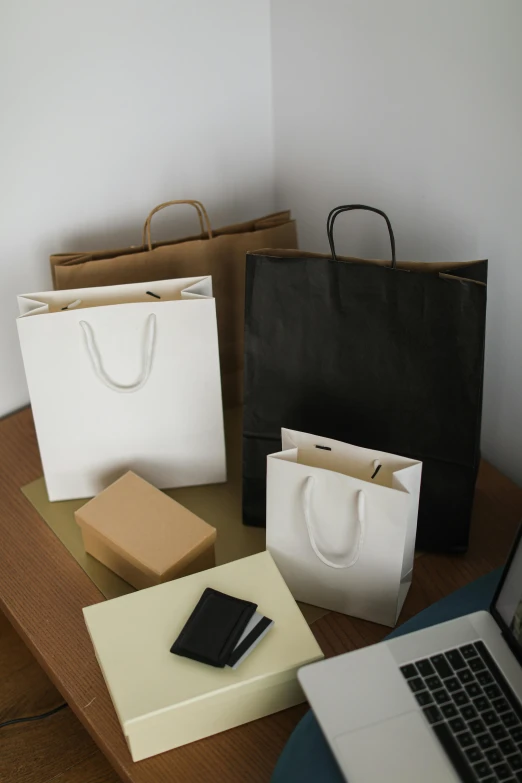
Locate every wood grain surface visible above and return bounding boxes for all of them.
[0,608,119,783]
[0,407,521,783]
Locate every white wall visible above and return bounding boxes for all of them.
[271,0,522,484]
[3,0,522,487]
[0,0,274,416]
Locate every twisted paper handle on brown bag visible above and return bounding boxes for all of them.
[142,200,214,250]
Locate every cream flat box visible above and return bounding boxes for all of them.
[83,551,324,761]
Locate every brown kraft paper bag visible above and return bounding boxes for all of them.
[50,200,298,406]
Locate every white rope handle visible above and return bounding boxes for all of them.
[79,313,156,393]
[302,476,366,569]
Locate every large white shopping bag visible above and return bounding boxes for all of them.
[266,429,422,627]
[17,277,226,501]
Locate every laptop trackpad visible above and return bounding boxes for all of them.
[333,711,460,782]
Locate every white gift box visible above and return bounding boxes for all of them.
[266,429,422,627]
[16,277,226,501]
[83,551,323,761]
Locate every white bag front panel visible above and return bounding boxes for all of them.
[267,431,422,627]
[17,277,226,501]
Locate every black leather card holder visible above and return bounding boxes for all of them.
[170,588,257,668]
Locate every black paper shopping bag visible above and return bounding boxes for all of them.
[242,205,487,552]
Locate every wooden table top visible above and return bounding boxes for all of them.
[0,406,521,783]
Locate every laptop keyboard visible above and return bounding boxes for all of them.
[400,641,522,782]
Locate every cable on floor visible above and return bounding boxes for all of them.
[0,703,68,729]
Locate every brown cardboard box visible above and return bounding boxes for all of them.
[75,471,216,590]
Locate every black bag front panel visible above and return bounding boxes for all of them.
[242,434,281,529]
[242,254,487,551]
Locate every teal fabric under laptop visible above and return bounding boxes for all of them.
[271,569,502,783]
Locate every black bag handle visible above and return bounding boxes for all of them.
[327,204,397,269]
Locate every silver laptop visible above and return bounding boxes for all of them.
[299,526,522,782]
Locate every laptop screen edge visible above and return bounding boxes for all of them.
[490,521,522,667]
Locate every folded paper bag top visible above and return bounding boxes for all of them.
[75,471,216,590]
[83,551,323,761]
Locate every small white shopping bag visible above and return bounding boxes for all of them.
[266,429,422,627]
[17,277,226,501]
